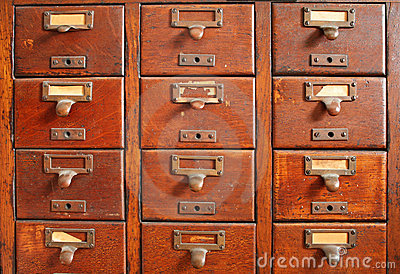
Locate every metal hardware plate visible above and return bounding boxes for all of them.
[51,200,87,213]
[171,155,224,176]
[50,128,86,141]
[180,130,216,143]
[44,10,94,31]
[312,202,348,214]
[51,56,86,69]
[304,7,355,28]
[42,81,92,102]
[312,128,348,141]
[172,83,224,104]
[305,229,357,249]
[44,154,93,174]
[305,155,356,176]
[45,228,95,249]
[310,54,348,67]
[305,81,357,102]
[171,7,223,28]
[174,230,225,251]
[178,201,216,215]
[179,54,215,67]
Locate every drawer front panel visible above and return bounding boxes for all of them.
[273,4,385,76]
[16,221,125,273]
[273,77,386,149]
[141,4,254,76]
[15,6,124,76]
[142,222,255,272]
[273,223,386,273]
[141,77,255,149]
[274,150,386,221]
[15,78,123,148]
[16,150,124,220]
[142,150,254,221]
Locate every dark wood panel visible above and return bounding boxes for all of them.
[141,77,255,149]
[15,78,124,148]
[274,150,387,221]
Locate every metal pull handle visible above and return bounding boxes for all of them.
[56,25,73,33]
[58,170,78,188]
[56,99,75,117]
[189,99,206,110]
[59,245,78,265]
[321,173,340,192]
[321,246,346,266]
[320,26,339,40]
[187,174,206,192]
[44,11,94,32]
[190,248,208,269]
[321,98,341,116]
[189,25,206,40]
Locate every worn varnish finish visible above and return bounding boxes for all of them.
[273,77,386,149]
[274,150,387,221]
[142,222,256,272]
[16,221,126,273]
[16,150,124,220]
[273,223,386,273]
[141,77,255,149]
[142,150,254,221]
[273,4,385,76]
[15,78,124,148]
[141,4,254,76]
[15,6,124,76]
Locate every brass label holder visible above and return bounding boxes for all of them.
[171,155,224,192]
[44,154,93,189]
[174,230,225,269]
[44,10,94,32]
[305,155,356,192]
[305,81,357,116]
[42,81,92,117]
[171,7,223,40]
[172,82,224,109]
[305,228,357,266]
[303,7,355,40]
[45,228,95,265]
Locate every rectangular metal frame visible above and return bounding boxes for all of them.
[303,7,355,28]
[44,153,93,174]
[305,81,357,102]
[45,228,95,249]
[171,7,223,28]
[43,10,94,31]
[42,81,92,102]
[305,229,357,248]
[173,230,225,251]
[304,155,356,176]
[172,83,224,104]
[171,155,223,176]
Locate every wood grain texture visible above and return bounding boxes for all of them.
[387,2,400,272]
[141,77,255,149]
[273,77,386,149]
[142,222,256,273]
[0,0,14,273]
[15,6,124,76]
[273,223,386,273]
[15,78,124,148]
[141,4,254,76]
[16,221,126,273]
[142,150,254,221]
[16,150,124,220]
[273,4,385,76]
[274,150,387,221]
[255,2,272,274]
[125,3,141,274]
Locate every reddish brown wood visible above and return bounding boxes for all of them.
[16,221,126,273]
[273,77,386,149]
[142,150,254,221]
[274,150,386,221]
[15,6,124,76]
[15,78,124,148]
[273,4,385,76]
[141,77,255,149]
[273,223,386,273]
[16,150,124,220]
[125,3,141,273]
[142,222,256,272]
[141,4,254,76]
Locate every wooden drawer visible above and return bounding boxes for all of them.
[274,150,386,221]
[273,77,386,149]
[15,78,123,149]
[141,4,254,76]
[16,150,124,220]
[273,223,386,273]
[142,150,254,221]
[141,77,255,149]
[273,4,385,76]
[142,222,255,272]
[15,6,124,76]
[16,221,125,273]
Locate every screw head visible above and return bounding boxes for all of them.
[217,21,222,27]
[208,206,213,211]
[351,82,356,87]
[45,155,50,159]
[78,60,83,65]
[306,95,312,101]
[305,243,310,248]
[89,243,94,248]
[207,57,213,63]
[45,230,50,234]
[218,98,223,103]
[351,230,356,235]
[305,82,311,87]
[217,171,222,175]
[44,11,49,16]
[304,7,310,12]
[306,230,311,235]
[314,132,320,137]
[305,156,311,162]
[351,169,356,175]
[175,231,180,236]
[305,169,311,175]
[340,205,346,211]
[42,96,48,101]
[78,132,83,137]
[208,134,214,139]
[304,21,310,26]
[52,59,59,65]
[86,83,91,88]
[341,132,347,137]
[217,8,222,13]
[86,96,91,101]
[181,57,187,62]
[53,203,59,208]
[181,206,187,210]
[314,205,320,210]
[172,21,178,27]
[219,245,224,249]
[172,83,178,89]
[350,21,355,27]
[87,24,93,29]
[218,156,223,162]
[46,243,50,247]
[52,132,58,136]
[175,244,180,249]
[45,168,49,172]
[351,243,356,248]
[173,169,178,174]
[340,58,346,63]
[88,11,92,16]
[44,24,49,29]
[182,134,188,138]
[220,232,224,236]
[350,8,355,14]
[173,156,178,161]
[314,57,319,62]
[351,156,356,161]
[351,95,357,101]
[79,204,83,209]
[172,8,177,13]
